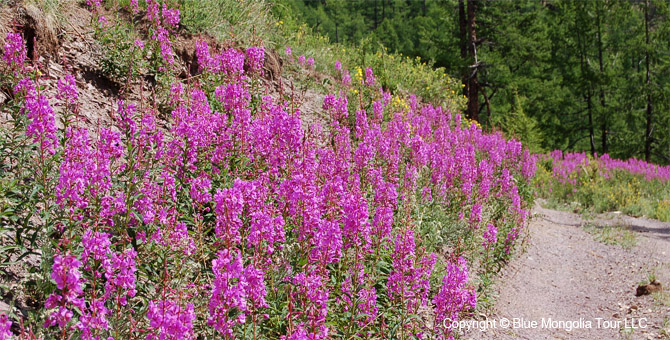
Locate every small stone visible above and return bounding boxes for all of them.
[636,281,662,297]
[0,301,10,314]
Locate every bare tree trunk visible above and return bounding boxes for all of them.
[644,0,653,162]
[335,23,339,43]
[597,4,608,153]
[374,0,378,29]
[577,20,595,155]
[481,86,492,120]
[467,0,479,122]
[459,0,468,95]
[587,91,596,155]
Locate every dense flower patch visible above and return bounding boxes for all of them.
[543,150,670,185]
[0,1,535,339]
[535,151,670,220]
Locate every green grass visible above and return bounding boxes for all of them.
[25,0,67,28]
[620,326,635,340]
[179,0,277,48]
[653,291,670,307]
[661,317,670,339]
[582,223,637,249]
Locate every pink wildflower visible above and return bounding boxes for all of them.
[0,314,11,340]
[3,32,26,74]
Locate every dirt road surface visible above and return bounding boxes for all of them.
[463,203,670,340]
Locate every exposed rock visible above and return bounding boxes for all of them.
[263,48,282,83]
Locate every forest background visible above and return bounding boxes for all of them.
[286,0,670,164]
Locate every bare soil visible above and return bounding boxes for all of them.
[464,202,670,340]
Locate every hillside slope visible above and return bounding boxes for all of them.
[0,1,535,339]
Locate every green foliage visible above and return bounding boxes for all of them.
[535,157,670,221]
[276,20,466,108]
[168,0,467,109]
[281,0,461,71]
[287,0,670,164]
[96,15,148,83]
[0,74,64,326]
[492,90,544,154]
[0,126,40,267]
[0,1,547,339]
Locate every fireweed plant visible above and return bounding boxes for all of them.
[535,151,670,221]
[0,1,537,339]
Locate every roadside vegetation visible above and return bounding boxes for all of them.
[1,1,670,339]
[0,0,533,339]
[535,151,670,221]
